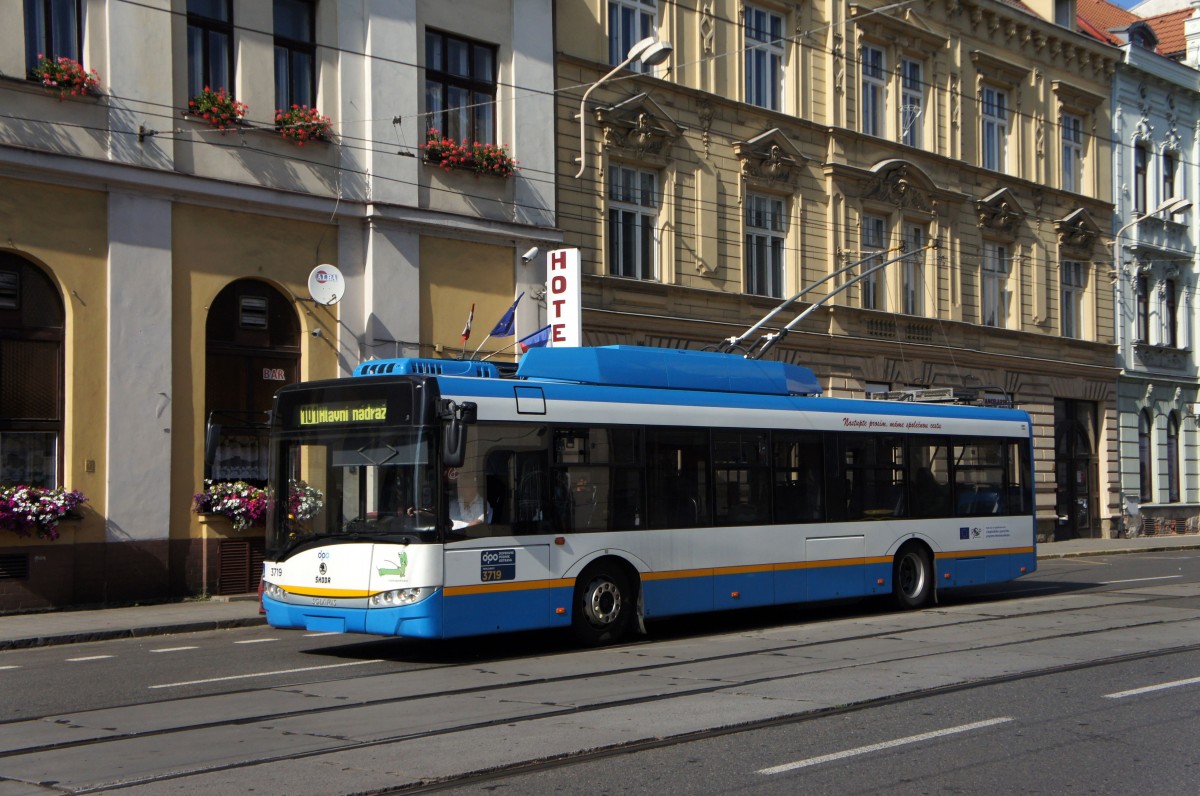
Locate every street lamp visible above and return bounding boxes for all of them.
[574,37,673,179]
[1113,196,1193,351]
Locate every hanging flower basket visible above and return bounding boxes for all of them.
[193,480,266,532]
[422,128,517,177]
[193,479,324,533]
[187,87,248,131]
[275,105,332,145]
[32,55,100,100]
[0,485,87,541]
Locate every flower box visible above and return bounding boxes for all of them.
[275,105,332,145]
[422,128,517,177]
[32,55,100,100]
[0,485,87,540]
[187,87,247,131]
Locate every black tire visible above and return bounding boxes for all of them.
[571,565,633,646]
[892,545,933,609]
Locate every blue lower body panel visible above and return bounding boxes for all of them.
[264,591,445,639]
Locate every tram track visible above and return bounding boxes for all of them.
[2,584,1199,793]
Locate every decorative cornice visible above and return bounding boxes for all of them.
[975,188,1026,238]
[732,128,806,186]
[594,93,684,163]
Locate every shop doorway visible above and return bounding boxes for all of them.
[1054,399,1099,539]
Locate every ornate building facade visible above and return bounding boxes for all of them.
[558,0,1119,539]
[0,0,557,611]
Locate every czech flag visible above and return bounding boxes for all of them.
[489,292,524,337]
[519,325,551,352]
[460,303,474,343]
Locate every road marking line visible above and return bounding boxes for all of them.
[150,646,198,653]
[233,638,279,644]
[1099,576,1182,585]
[66,655,114,662]
[0,665,19,671]
[1105,676,1200,700]
[149,659,383,689]
[303,632,341,637]
[758,717,1014,775]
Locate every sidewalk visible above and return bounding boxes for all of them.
[1,535,1198,651]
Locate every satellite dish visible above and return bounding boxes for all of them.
[307,264,345,305]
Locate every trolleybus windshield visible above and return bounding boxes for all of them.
[268,427,440,556]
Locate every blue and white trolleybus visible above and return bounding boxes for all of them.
[261,346,1035,644]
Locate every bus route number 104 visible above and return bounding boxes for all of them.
[480,549,516,582]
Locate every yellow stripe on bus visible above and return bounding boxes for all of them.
[936,546,1033,559]
[283,586,374,598]
[444,578,574,597]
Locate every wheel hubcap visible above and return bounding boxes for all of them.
[585,579,621,626]
[899,554,924,598]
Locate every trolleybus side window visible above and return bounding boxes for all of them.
[550,426,644,532]
[908,436,952,518]
[953,438,1005,515]
[646,427,710,529]
[843,433,907,520]
[772,431,826,524]
[713,430,770,526]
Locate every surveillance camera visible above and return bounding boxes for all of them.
[521,246,540,263]
[311,328,323,338]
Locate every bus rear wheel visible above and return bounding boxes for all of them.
[571,565,632,646]
[892,546,933,609]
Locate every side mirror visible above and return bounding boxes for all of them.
[439,400,477,468]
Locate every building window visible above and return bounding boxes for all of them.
[425,30,497,144]
[981,242,1010,328]
[861,46,885,137]
[187,0,233,100]
[744,6,784,111]
[0,256,65,489]
[1167,412,1180,503]
[1061,113,1083,193]
[900,59,923,148]
[861,214,886,310]
[1164,278,1178,348]
[1162,151,1176,203]
[608,0,656,71]
[903,224,925,315]
[1138,410,1153,502]
[1134,145,1148,214]
[607,165,658,280]
[1061,260,1084,339]
[746,194,785,298]
[981,86,1007,172]
[24,0,82,75]
[1135,274,1149,343]
[274,0,315,110]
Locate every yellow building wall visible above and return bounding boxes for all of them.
[0,176,108,547]
[170,204,338,542]
[419,237,517,359]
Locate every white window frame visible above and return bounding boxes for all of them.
[1061,113,1083,194]
[981,86,1008,172]
[900,58,923,148]
[903,224,926,316]
[862,214,887,310]
[981,242,1011,328]
[608,0,656,72]
[745,5,784,111]
[745,193,786,298]
[861,45,885,137]
[607,165,659,280]
[1060,260,1085,339]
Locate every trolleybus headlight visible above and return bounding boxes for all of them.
[263,582,287,601]
[370,587,433,607]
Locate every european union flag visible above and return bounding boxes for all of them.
[489,292,524,337]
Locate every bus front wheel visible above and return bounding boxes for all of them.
[892,545,933,609]
[571,565,633,646]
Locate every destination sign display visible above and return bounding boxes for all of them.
[298,400,388,426]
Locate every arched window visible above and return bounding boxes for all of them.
[204,280,299,484]
[1167,412,1180,503]
[0,254,65,488]
[1138,410,1152,502]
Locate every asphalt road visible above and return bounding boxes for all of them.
[0,551,1197,794]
